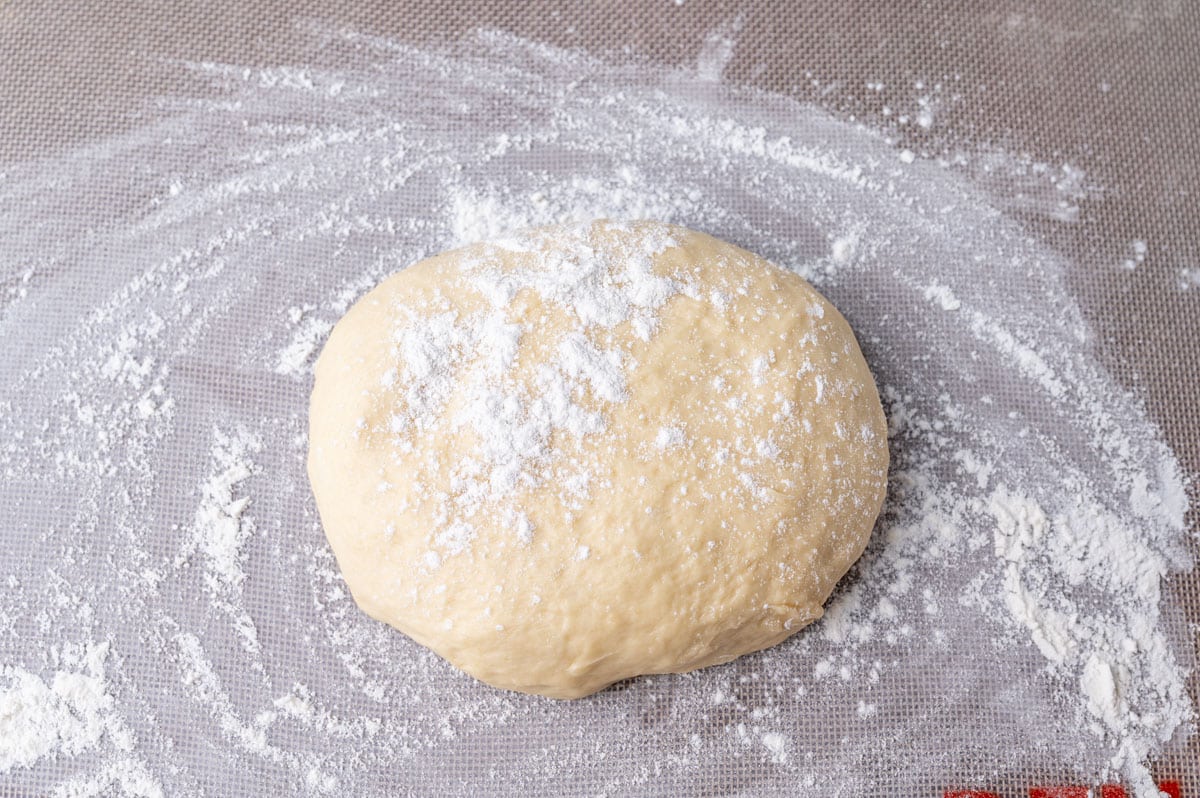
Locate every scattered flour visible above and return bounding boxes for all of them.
[0,642,147,792]
[695,16,742,82]
[51,760,164,798]
[922,282,962,311]
[190,428,263,591]
[380,223,689,566]
[655,426,687,449]
[1120,239,1149,271]
[760,731,789,764]
[1178,267,1200,291]
[277,316,334,376]
[0,23,1192,798]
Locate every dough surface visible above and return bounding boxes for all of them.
[308,220,888,698]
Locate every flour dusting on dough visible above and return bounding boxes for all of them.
[0,25,1191,798]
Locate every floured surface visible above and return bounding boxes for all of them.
[0,23,1196,798]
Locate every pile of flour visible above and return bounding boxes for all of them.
[0,25,1193,798]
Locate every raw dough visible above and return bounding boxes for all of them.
[308,220,888,699]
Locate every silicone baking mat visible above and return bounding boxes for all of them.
[1,2,1197,796]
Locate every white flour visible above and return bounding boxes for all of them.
[276,315,334,377]
[188,428,262,591]
[380,222,688,562]
[0,24,1194,798]
[0,643,159,797]
[0,644,124,772]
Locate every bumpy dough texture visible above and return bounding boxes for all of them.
[308,220,888,699]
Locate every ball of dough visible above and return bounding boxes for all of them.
[308,220,887,699]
